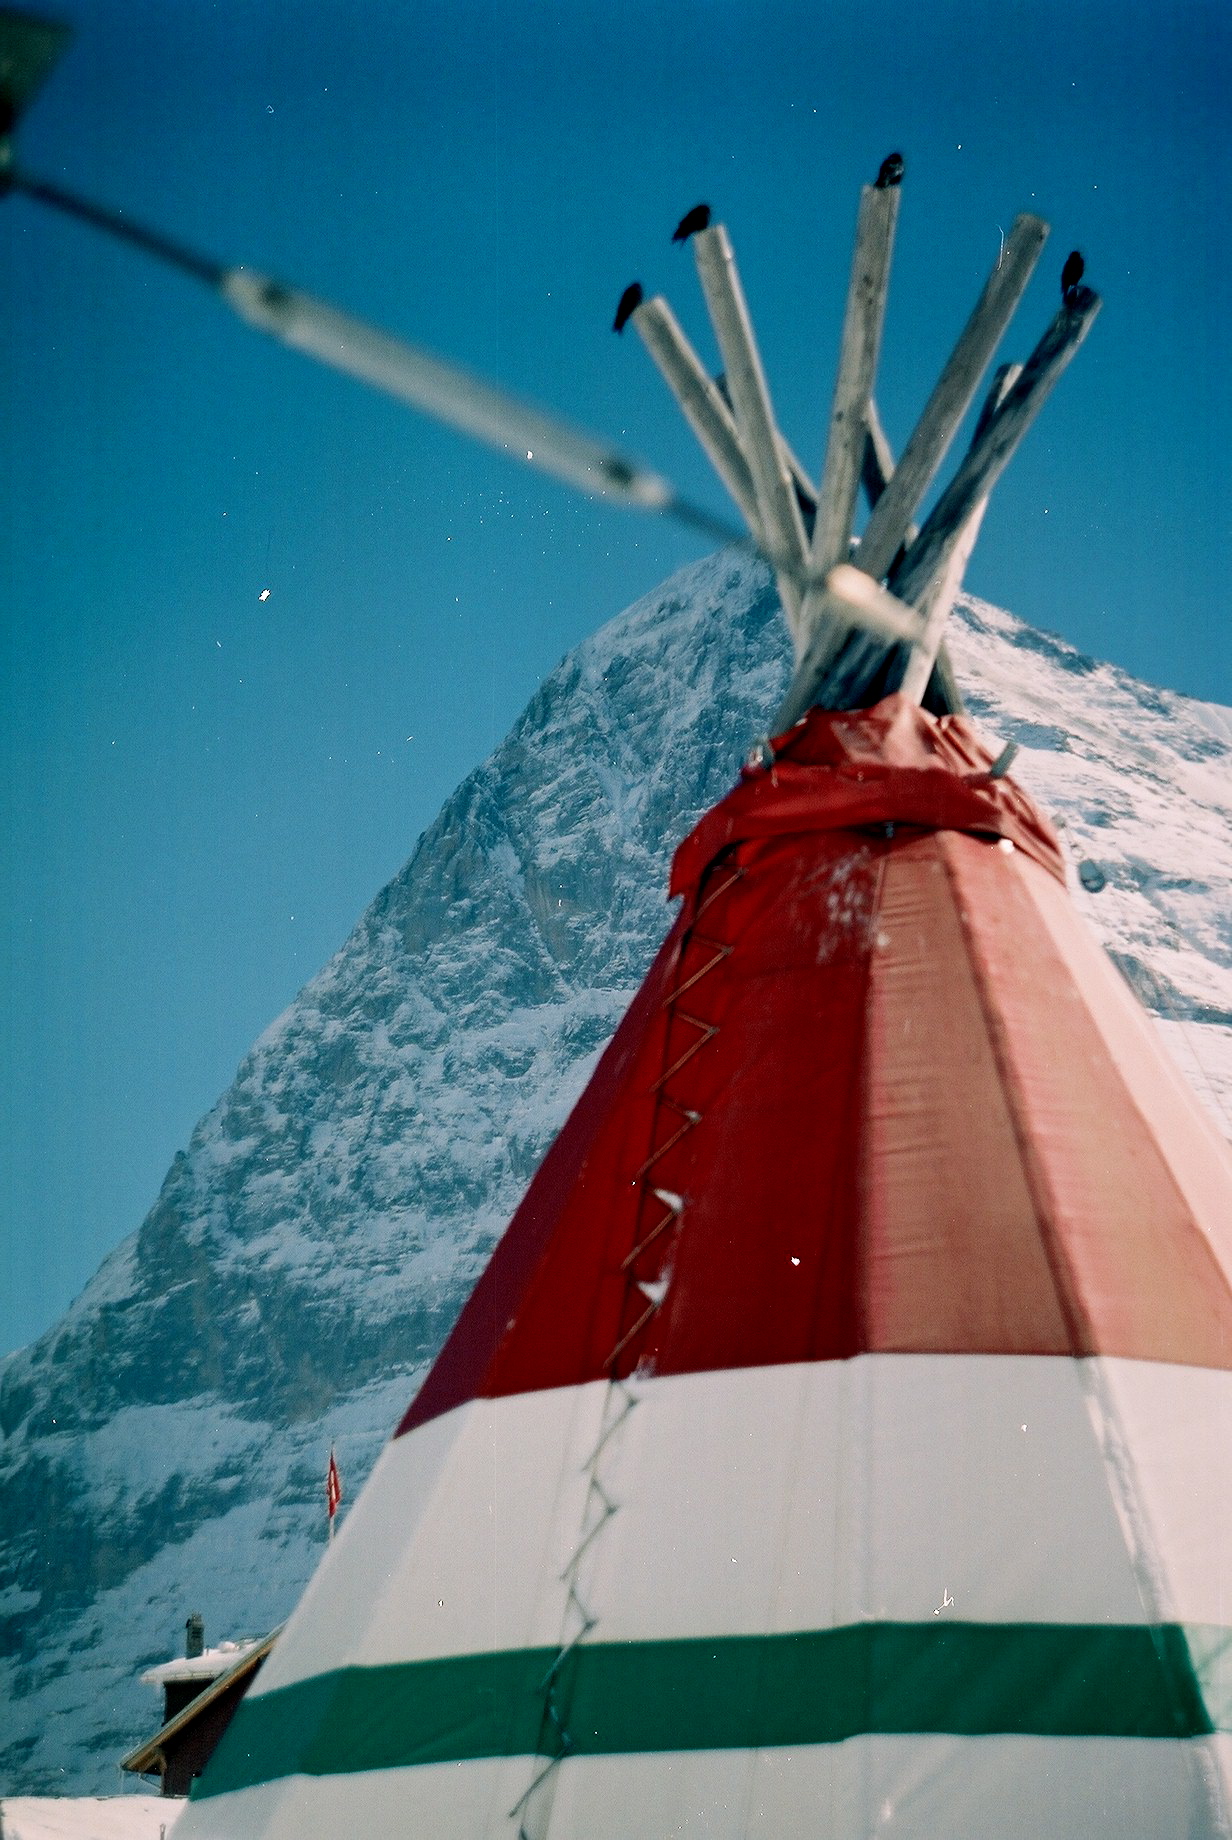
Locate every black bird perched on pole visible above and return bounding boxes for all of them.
[1061,249,1085,302]
[612,281,644,334]
[671,202,711,243]
[876,152,905,188]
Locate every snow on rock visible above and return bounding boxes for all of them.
[1,551,1229,1793]
[951,592,1232,1106]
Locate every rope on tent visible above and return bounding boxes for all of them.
[577,1378,639,1470]
[512,1749,570,1837]
[1143,943,1232,1140]
[512,1533,601,1830]
[605,1297,662,1368]
[511,858,744,1835]
[649,1011,721,1092]
[656,935,735,1009]
[513,1393,635,1835]
[628,1098,702,1190]
[615,862,743,1366]
[620,1186,684,1272]
[563,1481,620,1575]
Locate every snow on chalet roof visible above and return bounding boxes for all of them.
[123,1630,280,1784]
[140,1640,261,1688]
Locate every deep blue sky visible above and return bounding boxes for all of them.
[2,0,1229,1354]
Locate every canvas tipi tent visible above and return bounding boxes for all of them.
[177,171,1232,1838]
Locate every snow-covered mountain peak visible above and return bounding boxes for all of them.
[1,552,1229,1791]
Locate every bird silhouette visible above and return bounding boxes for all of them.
[612,282,644,334]
[671,203,711,244]
[1061,250,1085,301]
[876,152,905,188]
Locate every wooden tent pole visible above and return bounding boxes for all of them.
[816,564,925,647]
[771,347,1037,731]
[712,374,817,515]
[891,288,1102,608]
[808,181,901,586]
[770,569,927,731]
[778,436,818,512]
[854,213,1049,585]
[899,362,1022,702]
[629,296,763,535]
[862,396,892,497]
[692,224,810,648]
[630,297,818,538]
[862,398,912,530]
[219,271,688,515]
[861,396,964,693]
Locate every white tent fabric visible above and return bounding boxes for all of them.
[178,700,1232,1838]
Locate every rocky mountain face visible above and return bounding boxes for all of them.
[2,551,1230,1792]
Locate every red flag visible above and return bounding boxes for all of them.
[326,1447,343,1522]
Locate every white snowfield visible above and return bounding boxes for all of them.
[1,551,1229,1796]
[950,594,1232,1126]
[0,1798,180,1840]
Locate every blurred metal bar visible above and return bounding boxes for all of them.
[9,167,226,286]
[9,160,744,538]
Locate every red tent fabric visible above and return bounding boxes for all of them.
[402,695,1232,1437]
[188,693,1232,1840]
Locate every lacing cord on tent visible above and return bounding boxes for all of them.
[627,1095,704,1194]
[1150,959,1232,1138]
[607,862,743,1374]
[649,1010,721,1093]
[620,1185,685,1272]
[1135,915,1232,1139]
[509,1384,637,1836]
[509,861,743,1837]
[657,935,735,1005]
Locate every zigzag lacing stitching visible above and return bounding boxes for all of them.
[510,1387,634,1835]
[510,861,743,1834]
[608,863,743,1373]
[620,1186,684,1273]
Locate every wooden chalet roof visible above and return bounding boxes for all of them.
[120,1630,280,1779]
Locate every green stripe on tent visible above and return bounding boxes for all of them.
[193,1621,1215,1800]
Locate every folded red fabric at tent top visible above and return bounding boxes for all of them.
[670,693,1065,899]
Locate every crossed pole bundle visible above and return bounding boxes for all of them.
[622,161,1100,724]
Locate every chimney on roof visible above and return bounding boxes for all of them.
[185,1612,205,1659]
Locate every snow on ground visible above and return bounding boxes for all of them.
[0,1798,180,1840]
